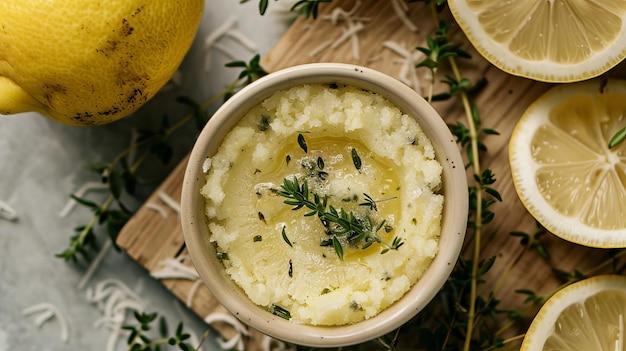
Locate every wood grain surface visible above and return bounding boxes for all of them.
[117,0,625,348]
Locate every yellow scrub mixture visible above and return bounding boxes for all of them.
[201,83,443,325]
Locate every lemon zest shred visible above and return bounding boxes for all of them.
[204,312,250,351]
[0,199,17,221]
[22,302,70,343]
[390,0,418,32]
[157,191,181,214]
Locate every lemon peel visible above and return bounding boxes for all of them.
[0,0,204,126]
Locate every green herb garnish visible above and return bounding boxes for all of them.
[122,311,208,351]
[270,304,291,320]
[278,176,402,260]
[359,193,377,211]
[297,133,308,153]
[332,236,344,260]
[609,126,626,148]
[317,156,325,170]
[281,226,293,247]
[351,148,362,170]
[243,0,330,19]
[258,114,271,131]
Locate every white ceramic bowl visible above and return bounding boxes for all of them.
[181,63,468,347]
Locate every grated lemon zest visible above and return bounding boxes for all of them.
[85,278,144,351]
[151,256,199,280]
[308,1,369,60]
[204,312,250,351]
[0,199,17,221]
[146,202,168,218]
[22,302,70,343]
[383,40,426,93]
[77,240,112,290]
[157,191,181,214]
[390,0,418,32]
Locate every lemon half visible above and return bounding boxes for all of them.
[509,79,626,247]
[448,0,626,83]
[521,275,626,350]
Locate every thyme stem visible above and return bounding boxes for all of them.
[71,194,115,256]
[583,249,626,277]
[449,54,484,351]
[426,3,439,103]
[481,334,526,351]
[425,1,485,348]
[164,80,240,137]
[108,78,243,173]
[545,249,626,303]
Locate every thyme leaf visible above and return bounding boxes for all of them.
[609,126,626,148]
[243,0,331,19]
[317,156,325,170]
[351,148,362,170]
[359,193,377,211]
[270,304,291,320]
[281,226,293,247]
[297,133,308,153]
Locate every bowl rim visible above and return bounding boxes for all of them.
[181,62,468,347]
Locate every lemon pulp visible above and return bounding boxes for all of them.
[509,79,626,247]
[449,0,626,82]
[531,93,626,230]
[544,289,626,350]
[522,275,626,351]
[473,1,626,64]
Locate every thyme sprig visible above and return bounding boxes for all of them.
[122,310,209,351]
[242,0,331,18]
[416,20,471,102]
[57,55,268,263]
[277,176,402,260]
[421,3,504,349]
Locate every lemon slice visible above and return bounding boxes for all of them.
[447,0,626,83]
[521,275,626,350]
[509,79,626,247]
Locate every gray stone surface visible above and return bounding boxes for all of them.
[0,2,292,350]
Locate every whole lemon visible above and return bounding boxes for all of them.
[0,0,204,126]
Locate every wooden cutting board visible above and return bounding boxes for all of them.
[117,0,625,348]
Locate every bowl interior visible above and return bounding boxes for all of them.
[181,63,468,347]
